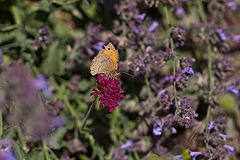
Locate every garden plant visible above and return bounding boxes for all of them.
[0,0,240,159]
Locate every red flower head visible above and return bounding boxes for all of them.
[90,74,124,112]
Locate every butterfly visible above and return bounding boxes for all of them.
[90,43,119,77]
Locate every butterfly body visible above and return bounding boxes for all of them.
[90,43,119,77]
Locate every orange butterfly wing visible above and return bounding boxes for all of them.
[90,43,119,77]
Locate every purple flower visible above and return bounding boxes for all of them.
[158,89,166,96]
[182,66,194,75]
[180,57,196,69]
[190,151,203,160]
[159,94,172,110]
[175,7,186,18]
[134,13,146,21]
[153,121,163,136]
[174,149,203,160]
[219,133,229,140]
[223,145,234,157]
[171,127,177,134]
[231,88,239,96]
[32,25,53,51]
[133,29,142,34]
[216,29,227,41]
[208,121,218,131]
[175,97,198,128]
[148,21,159,32]
[86,46,94,56]
[233,35,240,43]
[159,48,176,61]
[175,72,190,91]
[93,42,105,51]
[112,148,128,160]
[50,116,65,132]
[90,74,124,112]
[120,140,133,152]
[33,73,52,99]
[171,24,186,47]
[60,156,70,160]
[38,25,48,34]
[0,138,16,160]
[227,2,237,11]
[0,47,4,65]
[226,85,239,96]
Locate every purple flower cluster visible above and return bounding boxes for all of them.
[2,66,64,141]
[202,115,235,159]
[33,73,52,99]
[0,48,4,65]
[0,138,16,160]
[144,0,184,8]
[77,23,105,59]
[174,97,198,128]
[175,66,195,91]
[32,25,53,51]
[171,24,186,47]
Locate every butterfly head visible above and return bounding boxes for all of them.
[104,43,116,55]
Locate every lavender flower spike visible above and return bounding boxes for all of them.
[120,140,133,152]
[135,13,146,21]
[226,85,239,96]
[148,21,159,32]
[33,73,52,99]
[227,2,237,11]
[0,47,4,65]
[0,138,16,160]
[153,121,163,136]
[223,145,234,157]
[216,29,227,41]
[181,66,194,75]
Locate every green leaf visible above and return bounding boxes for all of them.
[48,127,67,149]
[50,16,71,39]
[27,149,44,160]
[182,148,191,160]
[218,94,237,114]
[0,31,16,45]
[12,141,25,160]
[79,79,91,92]
[41,41,66,76]
[80,0,97,19]
[145,152,167,160]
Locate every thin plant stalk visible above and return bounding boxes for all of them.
[42,139,50,160]
[164,6,178,108]
[81,98,96,130]
[197,0,213,143]
[16,125,26,148]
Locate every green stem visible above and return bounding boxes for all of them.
[16,125,26,147]
[164,6,170,26]
[63,96,77,118]
[133,151,140,160]
[205,44,212,129]
[164,6,178,107]
[207,44,212,91]
[81,98,96,130]
[42,139,50,160]
[10,5,22,25]
[170,38,177,104]
[197,0,206,21]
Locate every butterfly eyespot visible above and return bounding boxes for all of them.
[90,42,120,77]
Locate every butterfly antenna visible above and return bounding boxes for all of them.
[120,71,134,78]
